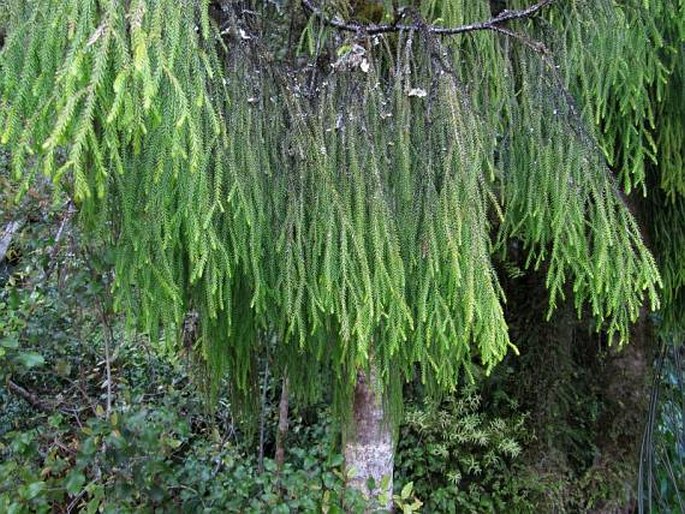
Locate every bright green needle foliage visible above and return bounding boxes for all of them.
[511,0,685,196]
[0,0,670,418]
[494,49,661,341]
[655,40,685,199]
[651,191,685,333]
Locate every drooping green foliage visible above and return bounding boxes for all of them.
[494,45,659,337]
[507,0,685,331]
[0,0,675,420]
[538,0,668,193]
[643,5,685,335]
[655,46,685,199]
[650,191,685,332]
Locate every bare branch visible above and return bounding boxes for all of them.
[487,25,551,56]
[7,379,51,411]
[301,0,555,36]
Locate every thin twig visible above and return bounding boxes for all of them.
[275,373,289,472]
[257,354,270,473]
[74,375,99,417]
[52,201,75,251]
[43,200,76,281]
[94,293,114,416]
[66,488,87,513]
[301,0,555,36]
[212,402,238,478]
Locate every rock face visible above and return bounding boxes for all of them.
[344,367,394,512]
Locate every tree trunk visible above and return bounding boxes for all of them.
[344,367,394,512]
[275,375,289,471]
[588,312,652,514]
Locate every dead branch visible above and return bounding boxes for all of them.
[7,379,51,411]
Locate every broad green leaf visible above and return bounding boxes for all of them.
[401,481,413,500]
[15,352,45,368]
[65,471,86,495]
[0,337,19,349]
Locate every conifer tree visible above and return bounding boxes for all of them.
[0,0,682,508]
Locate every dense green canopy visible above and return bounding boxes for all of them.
[1,0,682,416]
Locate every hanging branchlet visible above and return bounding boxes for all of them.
[0,0,676,421]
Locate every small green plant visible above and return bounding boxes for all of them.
[0,395,369,513]
[393,480,424,513]
[395,386,538,513]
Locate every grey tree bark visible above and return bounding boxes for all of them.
[344,367,394,512]
[0,220,23,262]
